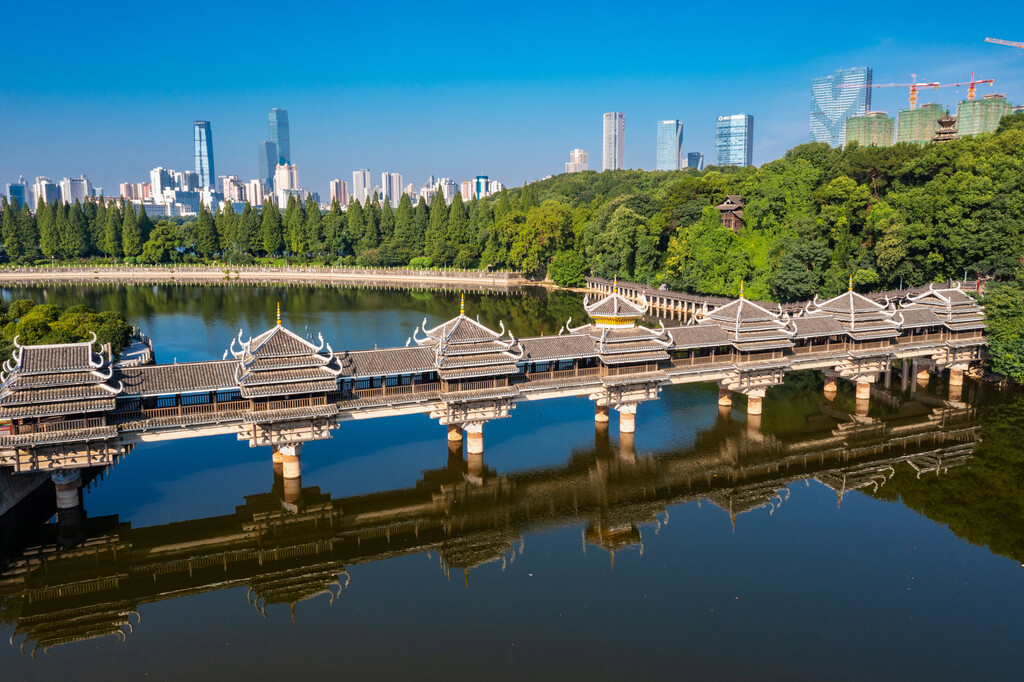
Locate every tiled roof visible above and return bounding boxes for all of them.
[437,365,520,380]
[0,383,120,405]
[602,351,670,365]
[519,335,596,361]
[18,343,96,374]
[422,314,503,344]
[0,398,117,418]
[340,347,436,377]
[898,308,943,328]
[789,316,845,338]
[705,298,782,325]
[439,352,520,369]
[665,325,732,347]
[812,290,888,315]
[241,325,325,358]
[117,361,237,396]
[583,292,647,318]
[240,378,339,398]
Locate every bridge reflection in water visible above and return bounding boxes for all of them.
[0,386,981,655]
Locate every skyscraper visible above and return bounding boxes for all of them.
[59,175,93,203]
[602,112,625,171]
[6,175,28,207]
[565,148,588,173]
[686,152,704,170]
[31,177,59,206]
[715,114,754,166]
[810,67,872,146]
[656,120,684,170]
[269,109,290,165]
[352,169,371,204]
[193,120,215,190]
[329,179,348,206]
[258,141,277,188]
[381,172,403,208]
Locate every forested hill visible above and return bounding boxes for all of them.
[519,112,1024,301]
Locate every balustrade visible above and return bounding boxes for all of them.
[14,418,104,435]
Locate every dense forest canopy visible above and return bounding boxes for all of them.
[3,114,1022,301]
[0,300,132,365]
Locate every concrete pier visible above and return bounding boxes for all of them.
[448,424,464,442]
[718,388,732,407]
[824,379,838,400]
[856,381,871,401]
[52,469,81,510]
[595,404,610,423]
[618,405,637,434]
[747,395,762,416]
[277,443,302,480]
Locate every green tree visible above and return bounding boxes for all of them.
[102,201,123,257]
[425,193,449,264]
[2,198,22,261]
[236,202,258,254]
[196,202,219,259]
[548,250,588,286]
[38,199,60,259]
[260,199,283,255]
[140,222,184,264]
[122,201,143,258]
[304,195,323,254]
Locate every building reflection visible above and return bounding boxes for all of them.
[0,390,983,655]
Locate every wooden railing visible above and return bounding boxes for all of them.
[351,382,441,399]
[15,418,105,435]
[252,396,326,412]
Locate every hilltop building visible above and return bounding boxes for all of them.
[715,195,744,234]
[896,103,945,144]
[956,94,1012,136]
[845,111,894,147]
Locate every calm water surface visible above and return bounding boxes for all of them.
[0,284,1022,681]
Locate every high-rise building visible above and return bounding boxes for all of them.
[381,172,403,208]
[404,183,416,201]
[269,108,290,165]
[656,120,684,170]
[715,114,754,166]
[602,112,625,171]
[329,179,348,206]
[474,176,490,199]
[686,152,704,170]
[246,180,267,206]
[437,178,457,204]
[565,148,588,173]
[845,111,894,147]
[956,94,1013,136]
[221,175,245,202]
[352,169,371,204]
[175,170,199,192]
[810,67,872,146]
[460,180,473,200]
[6,176,28,207]
[193,120,215,189]
[59,175,94,203]
[31,177,59,206]
[258,141,277,188]
[274,163,299,193]
[896,103,945,144]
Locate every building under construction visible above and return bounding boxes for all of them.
[957,93,1013,136]
[896,103,946,144]
[845,111,894,146]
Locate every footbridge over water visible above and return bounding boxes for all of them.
[0,283,986,512]
[0,396,979,654]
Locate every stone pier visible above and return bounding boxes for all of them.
[718,387,732,407]
[746,394,763,416]
[595,404,610,423]
[617,405,637,434]
[52,470,84,547]
[823,378,838,400]
[856,381,871,401]
[448,424,463,442]
[275,442,303,511]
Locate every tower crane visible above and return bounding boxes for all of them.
[950,72,995,100]
[839,73,946,109]
[985,37,1024,50]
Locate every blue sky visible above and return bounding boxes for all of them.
[2,0,1023,198]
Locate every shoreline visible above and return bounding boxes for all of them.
[0,265,530,288]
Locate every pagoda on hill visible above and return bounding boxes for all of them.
[412,295,523,391]
[229,305,344,403]
[566,279,672,372]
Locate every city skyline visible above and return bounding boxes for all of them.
[2,2,1023,194]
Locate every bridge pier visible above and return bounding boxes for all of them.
[617,404,637,434]
[902,359,910,392]
[746,394,763,416]
[619,431,636,463]
[855,381,871,401]
[949,368,964,401]
[823,377,838,400]
[595,404,610,423]
[52,470,85,548]
[447,424,463,442]
[718,387,732,407]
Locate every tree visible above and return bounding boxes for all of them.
[122,201,143,258]
[323,200,345,256]
[236,202,258,254]
[426,192,449,264]
[346,199,365,253]
[2,197,22,261]
[260,199,283,255]
[411,197,429,255]
[140,222,183,264]
[38,199,60,259]
[303,195,323,254]
[102,201,123,257]
[137,205,154,245]
[216,202,239,254]
[196,202,219,259]
[548,250,587,287]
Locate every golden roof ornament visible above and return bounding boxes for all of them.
[276,302,281,326]
[460,293,465,316]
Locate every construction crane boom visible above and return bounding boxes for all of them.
[985,37,1024,49]
[838,73,943,109]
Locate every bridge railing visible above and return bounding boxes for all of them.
[14,418,105,435]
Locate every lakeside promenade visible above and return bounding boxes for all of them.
[0,264,527,288]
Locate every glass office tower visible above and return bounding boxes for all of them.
[602,112,625,170]
[269,108,291,165]
[656,120,684,170]
[258,141,277,188]
[193,120,215,190]
[714,114,753,166]
[686,152,704,170]
[809,67,872,146]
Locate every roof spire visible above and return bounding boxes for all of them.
[613,275,618,293]
[276,301,281,326]
[460,293,465,316]
[739,280,745,299]
[849,274,854,292]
